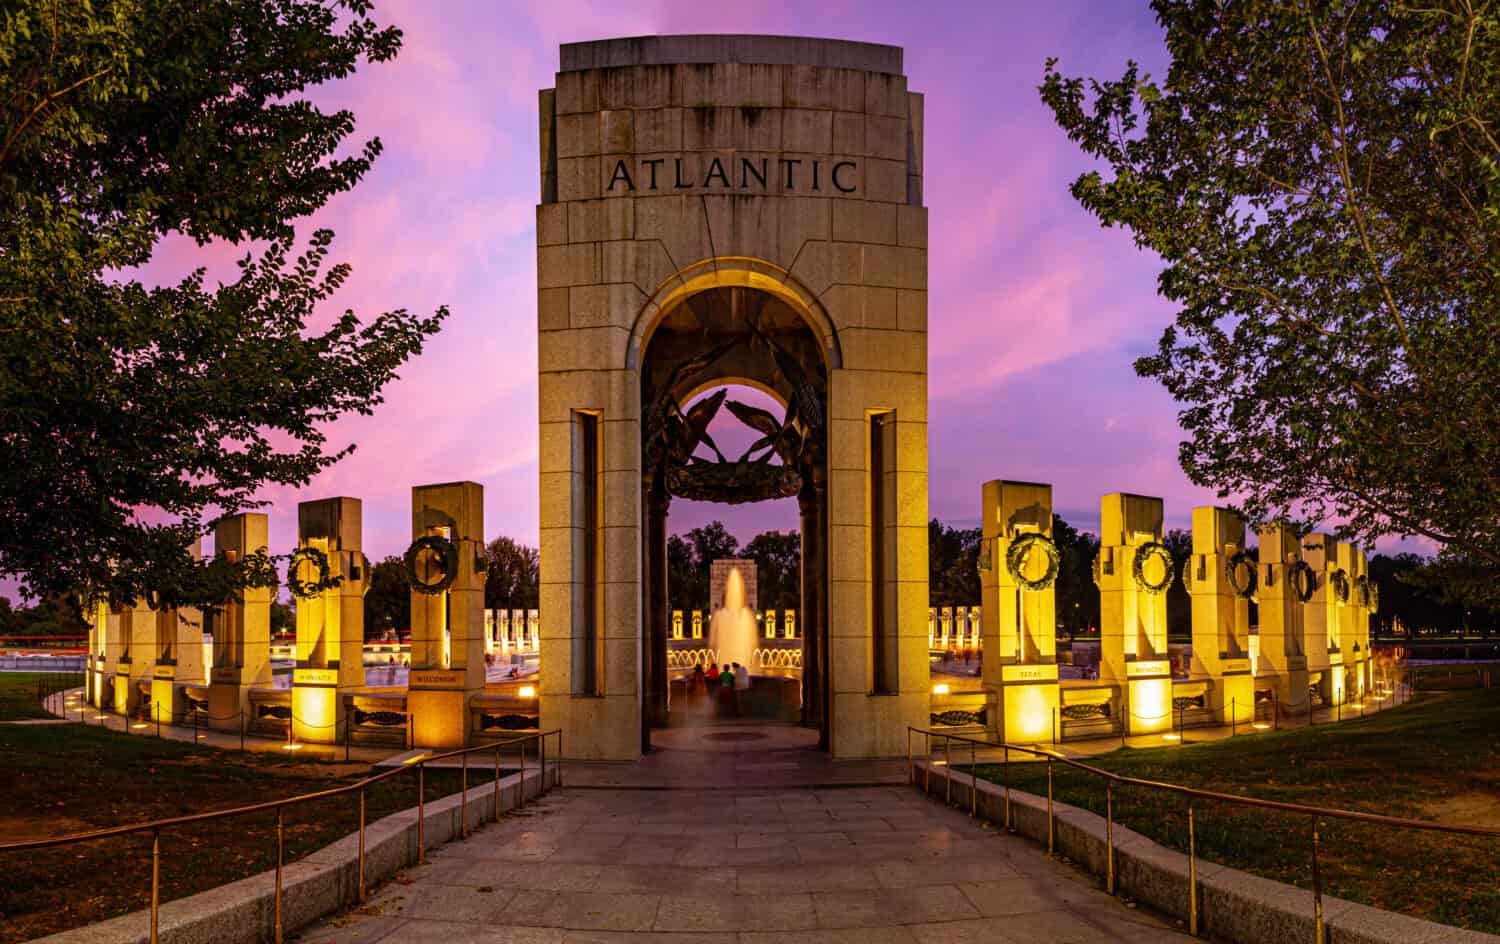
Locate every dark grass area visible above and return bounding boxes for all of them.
[973,689,1500,932]
[0,723,493,942]
[0,671,68,721]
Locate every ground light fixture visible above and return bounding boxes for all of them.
[932,683,951,695]
[519,685,536,698]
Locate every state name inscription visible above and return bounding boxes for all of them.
[606,154,858,194]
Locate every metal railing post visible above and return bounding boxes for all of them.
[156,702,161,739]
[460,749,469,839]
[1312,816,1325,944]
[518,738,526,809]
[493,743,502,821]
[417,763,426,864]
[358,786,367,903]
[150,828,161,944]
[923,732,931,793]
[541,733,547,793]
[1231,698,1236,736]
[1188,802,1198,936]
[1046,755,1055,855]
[1105,780,1115,895]
[970,740,977,817]
[240,709,245,751]
[556,731,563,790]
[906,728,913,785]
[944,735,953,806]
[274,806,284,944]
[1003,745,1012,831]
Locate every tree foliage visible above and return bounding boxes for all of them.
[742,529,799,610]
[0,0,445,606]
[928,520,981,607]
[1051,514,1102,635]
[362,555,408,638]
[484,536,539,611]
[1041,1,1500,601]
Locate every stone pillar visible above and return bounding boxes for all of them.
[84,598,106,707]
[1186,507,1253,726]
[407,482,485,749]
[1337,541,1364,702]
[116,599,155,717]
[1301,534,1341,707]
[207,513,272,731]
[291,498,368,744]
[979,480,1060,744]
[644,482,670,737]
[799,476,824,741]
[1257,523,1309,710]
[1098,493,1172,735]
[1353,548,1372,698]
[151,540,206,724]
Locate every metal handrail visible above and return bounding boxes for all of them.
[0,730,560,849]
[1,716,562,944]
[906,726,1500,838]
[908,708,1499,942]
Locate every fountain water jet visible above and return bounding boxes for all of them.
[708,567,757,671]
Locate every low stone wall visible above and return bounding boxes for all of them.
[912,761,1499,944]
[35,765,558,944]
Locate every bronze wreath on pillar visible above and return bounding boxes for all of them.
[1225,549,1259,600]
[1132,542,1175,595]
[1005,533,1060,591]
[1329,568,1351,603]
[405,535,458,595]
[287,547,340,599]
[1288,559,1317,603]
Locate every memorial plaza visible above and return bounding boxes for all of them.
[2,28,1496,944]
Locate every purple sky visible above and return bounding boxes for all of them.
[31,1,1395,597]
[145,2,1208,561]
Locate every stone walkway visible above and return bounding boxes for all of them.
[296,771,1190,942]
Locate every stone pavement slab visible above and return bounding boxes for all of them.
[294,783,1191,943]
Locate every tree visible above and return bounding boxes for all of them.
[363,555,409,639]
[666,534,699,611]
[743,530,800,610]
[0,1,445,607]
[270,601,295,637]
[928,520,981,606]
[668,521,740,610]
[1041,2,1500,602]
[484,537,539,611]
[1161,528,1192,640]
[1052,515,1101,636]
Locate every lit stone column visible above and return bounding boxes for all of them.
[1337,542,1365,703]
[151,542,205,724]
[407,482,485,749]
[207,513,272,731]
[291,498,368,744]
[1186,507,1253,726]
[979,480,1061,744]
[116,598,156,716]
[1301,534,1341,707]
[1355,549,1373,697]
[1257,523,1309,711]
[1097,493,1172,735]
[84,598,109,708]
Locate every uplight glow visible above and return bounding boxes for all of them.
[932,683,951,695]
[519,685,536,698]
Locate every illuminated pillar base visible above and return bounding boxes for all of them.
[1125,661,1173,735]
[208,666,258,732]
[150,668,180,724]
[1268,656,1310,714]
[408,669,475,749]
[993,663,1059,745]
[1322,652,1346,707]
[1211,665,1254,726]
[292,669,347,744]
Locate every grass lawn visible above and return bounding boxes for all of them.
[0,724,480,942]
[973,688,1500,933]
[0,671,68,721]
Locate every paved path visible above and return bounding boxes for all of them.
[296,777,1190,942]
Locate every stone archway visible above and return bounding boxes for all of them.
[536,34,931,761]
[636,278,834,751]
